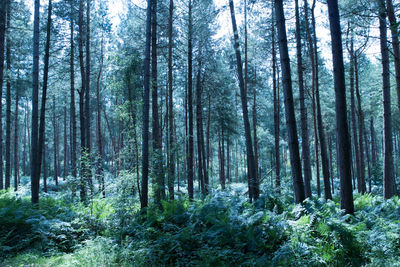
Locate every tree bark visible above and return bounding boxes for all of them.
[167,0,175,200]
[229,0,257,201]
[326,0,354,214]
[5,0,11,189]
[96,37,104,197]
[379,0,396,199]
[31,0,41,203]
[272,6,280,194]
[141,0,152,208]
[187,0,194,200]
[295,0,312,198]
[275,0,305,204]
[13,90,19,191]
[70,0,77,198]
[152,0,164,206]
[0,0,7,190]
[354,55,366,193]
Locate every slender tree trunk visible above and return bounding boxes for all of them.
[23,107,27,176]
[53,97,58,187]
[229,0,257,201]
[0,0,7,190]
[5,0,11,189]
[379,0,396,199]
[96,37,104,197]
[275,0,305,203]
[354,55,366,193]
[168,0,175,200]
[327,0,354,214]
[63,106,68,179]
[141,0,152,208]
[328,135,334,194]
[70,0,77,197]
[43,143,47,192]
[304,0,320,197]
[272,7,280,194]
[85,0,92,193]
[13,91,19,191]
[311,3,332,200]
[31,0,41,203]
[187,0,194,200]
[349,38,361,193]
[295,0,312,198]
[78,0,87,202]
[151,0,164,206]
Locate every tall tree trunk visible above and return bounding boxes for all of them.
[370,117,377,185]
[13,90,19,190]
[31,0,41,203]
[85,0,92,193]
[5,0,11,189]
[379,0,396,199]
[23,107,27,176]
[141,0,152,209]
[0,0,7,190]
[78,0,87,202]
[167,0,175,200]
[43,143,47,192]
[196,59,207,195]
[70,0,77,197]
[327,0,354,214]
[311,2,332,200]
[349,38,362,193]
[187,0,194,200]
[229,0,257,201]
[53,96,58,187]
[63,106,68,179]
[96,37,104,197]
[295,0,312,198]
[354,55,366,193]
[272,6,280,194]
[151,0,164,206]
[304,0,320,197]
[275,0,305,203]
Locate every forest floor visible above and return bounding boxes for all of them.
[1,176,400,266]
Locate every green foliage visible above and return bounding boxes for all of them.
[3,189,400,266]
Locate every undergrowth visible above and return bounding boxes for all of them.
[1,186,400,266]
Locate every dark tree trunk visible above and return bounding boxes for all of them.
[78,0,87,202]
[53,97,58,187]
[229,0,257,201]
[275,0,305,203]
[379,0,396,199]
[96,37,104,197]
[43,143,47,193]
[31,0,40,203]
[295,0,312,198]
[151,0,164,206]
[311,3,332,200]
[187,0,194,200]
[272,6,280,194]
[63,106,68,179]
[354,55,366,193]
[168,0,175,200]
[0,0,6,190]
[84,0,92,193]
[349,38,361,193]
[141,0,152,208]
[5,0,11,189]
[70,0,77,197]
[13,91,19,191]
[327,0,354,214]
[304,0,320,197]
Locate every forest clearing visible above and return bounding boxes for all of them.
[1,0,400,266]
